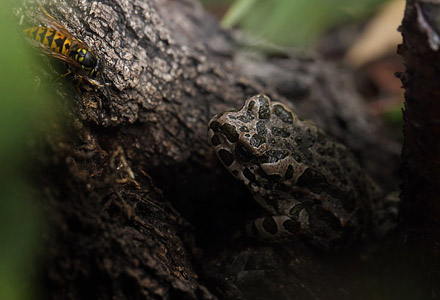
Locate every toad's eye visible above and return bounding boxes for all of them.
[236,143,254,162]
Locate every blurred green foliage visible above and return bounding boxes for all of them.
[0,0,50,299]
[202,0,388,47]
[383,104,404,140]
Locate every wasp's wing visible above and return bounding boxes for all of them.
[36,1,90,50]
[26,37,82,69]
[49,51,82,68]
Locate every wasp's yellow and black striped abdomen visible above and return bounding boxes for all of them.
[23,26,71,56]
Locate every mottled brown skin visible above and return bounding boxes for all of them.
[208,95,381,249]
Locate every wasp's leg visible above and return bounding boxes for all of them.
[38,1,57,22]
[84,77,104,88]
[75,75,83,91]
[58,68,72,79]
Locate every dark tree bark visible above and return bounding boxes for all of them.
[19,0,403,299]
[399,1,440,257]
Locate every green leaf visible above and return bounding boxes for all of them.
[222,0,388,47]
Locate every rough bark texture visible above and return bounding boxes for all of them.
[18,0,406,299]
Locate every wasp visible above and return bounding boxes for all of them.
[23,2,105,89]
